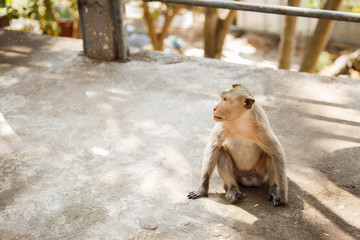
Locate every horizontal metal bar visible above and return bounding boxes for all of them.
[143,0,360,23]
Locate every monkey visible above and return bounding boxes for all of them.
[187,83,288,207]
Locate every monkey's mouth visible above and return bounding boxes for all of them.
[214,116,223,120]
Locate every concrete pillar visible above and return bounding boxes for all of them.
[78,0,130,61]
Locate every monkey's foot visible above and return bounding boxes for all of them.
[268,185,286,207]
[188,189,208,199]
[225,188,242,204]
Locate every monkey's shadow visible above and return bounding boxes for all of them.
[207,182,284,208]
[201,177,358,238]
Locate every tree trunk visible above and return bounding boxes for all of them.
[143,2,160,50]
[143,3,182,51]
[43,0,56,21]
[299,0,342,73]
[215,10,237,57]
[158,4,182,50]
[204,8,237,59]
[204,8,218,58]
[278,0,300,69]
[72,17,82,39]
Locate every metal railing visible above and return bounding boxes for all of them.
[143,0,360,23]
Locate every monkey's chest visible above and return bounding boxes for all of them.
[223,136,262,171]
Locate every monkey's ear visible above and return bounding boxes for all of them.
[244,98,255,109]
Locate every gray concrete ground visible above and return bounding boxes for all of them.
[0,30,360,240]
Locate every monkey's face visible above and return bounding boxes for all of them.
[213,86,255,122]
[213,94,244,122]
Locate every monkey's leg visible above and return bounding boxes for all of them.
[259,133,288,206]
[217,147,242,204]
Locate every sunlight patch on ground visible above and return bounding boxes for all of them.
[97,170,121,185]
[288,81,354,104]
[201,199,258,225]
[106,88,130,96]
[132,120,183,138]
[302,200,354,239]
[91,146,111,157]
[0,50,27,58]
[312,138,360,153]
[0,112,19,140]
[295,101,360,125]
[302,117,360,147]
[85,91,98,98]
[0,76,18,88]
[139,166,186,202]
[102,116,145,154]
[288,167,360,229]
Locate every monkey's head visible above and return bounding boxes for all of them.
[213,83,255,122]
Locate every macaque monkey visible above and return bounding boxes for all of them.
[188,84,288,206]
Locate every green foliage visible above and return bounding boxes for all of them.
[150,8,160,19]
[192,6,201,14]
[39,19,60,35]
[305,0,325,9]
[316,51,333,72]
[55,0,78,20]
[68,0,78,19]
[0,0,20,19]
[0,0,78,35]
[305,0,360,12]
[342,0,360,13]
[27,0,60,35]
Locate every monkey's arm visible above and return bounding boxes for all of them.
[188,125,223,199]
[253,106,288,206]
[269,144,288,206]
[262,131,288,206]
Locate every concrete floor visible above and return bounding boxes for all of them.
[0,29,360,239]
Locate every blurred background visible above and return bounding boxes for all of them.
[1,0,359,79]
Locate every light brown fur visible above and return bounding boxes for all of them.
[188,84,288,206]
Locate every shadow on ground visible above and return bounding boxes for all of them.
[1,30,359,239]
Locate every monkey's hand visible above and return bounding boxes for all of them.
[187,187,208,199]
[268,184,286,207]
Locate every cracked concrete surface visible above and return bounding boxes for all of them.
[0,30,360,239]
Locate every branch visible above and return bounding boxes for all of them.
[143,2,159,50]
[159,4,183,44]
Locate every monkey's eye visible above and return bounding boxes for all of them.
[223,97,227,101]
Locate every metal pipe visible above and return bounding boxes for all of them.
[77,0,87,55]
[110,0,131,61]
[143,0,360,23]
